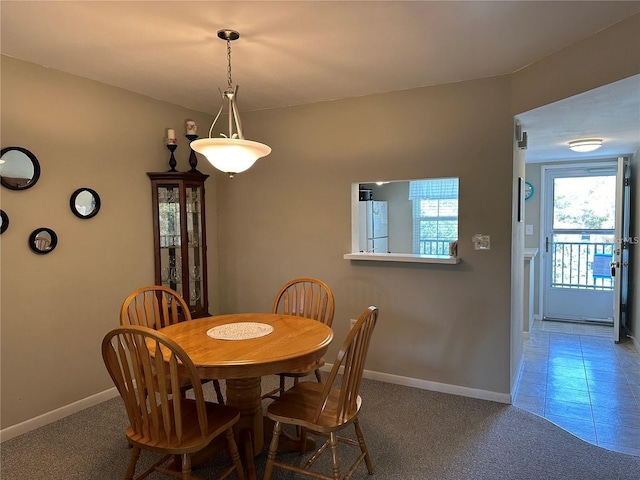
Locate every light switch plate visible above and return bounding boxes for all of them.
[526,224,534,235]
[472,234,491,250]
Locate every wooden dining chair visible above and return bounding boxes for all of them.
[120,285,225,404]
[102,326,245,480]
[263,306,378,480]
[262,277,335,400]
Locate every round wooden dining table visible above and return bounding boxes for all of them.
[158,312,333,477]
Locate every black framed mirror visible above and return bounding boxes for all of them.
[1,146,41,190]
[70,187,101,219]
[28,227,58,254]
[0,210,8,234]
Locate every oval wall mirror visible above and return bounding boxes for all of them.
[0,147,41,190]
[0,210,8,234]
[70,187,101,219]
[28,227,58,254]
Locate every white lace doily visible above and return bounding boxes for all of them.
[206,322,274,340]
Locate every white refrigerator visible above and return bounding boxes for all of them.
[359,200,388,253]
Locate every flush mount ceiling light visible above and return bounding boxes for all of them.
[190,29,271,178]
[568,139,603,153]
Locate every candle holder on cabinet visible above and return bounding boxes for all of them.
[186,134,200,172]
[166,143,178,172]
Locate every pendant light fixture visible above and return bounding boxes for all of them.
[190,29,271,178]
[568,139,603,153]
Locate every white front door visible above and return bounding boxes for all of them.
[542,162,618,324]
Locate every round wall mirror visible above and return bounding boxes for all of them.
[28,227,58,254]
[70,187,101,219]
[0,210,8,234]
[1,147,41,190]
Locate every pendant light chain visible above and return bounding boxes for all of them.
[226,38,233,93]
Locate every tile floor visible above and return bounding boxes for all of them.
[514,319,640,456]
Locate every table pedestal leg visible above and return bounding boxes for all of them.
[225,377,262,480]
[225,377,263,453]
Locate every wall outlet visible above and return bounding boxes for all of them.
[350,318,357,328]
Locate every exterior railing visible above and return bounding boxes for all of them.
[419,239,453,255]
[551,241,614,290]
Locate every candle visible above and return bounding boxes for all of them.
[166,128,177,145]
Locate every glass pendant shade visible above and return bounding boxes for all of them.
[190,138,271,176]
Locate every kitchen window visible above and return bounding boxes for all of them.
[409,178,459,255]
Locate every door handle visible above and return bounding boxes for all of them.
[610,261,620,277]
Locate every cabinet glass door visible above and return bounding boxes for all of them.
[186,185,203,311]
[149,170,209,318]
[158,185,183,297]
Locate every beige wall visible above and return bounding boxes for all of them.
[0,56,216,429]
[217,75,515,396]
[511,13,640,116]
[1,13,639,433]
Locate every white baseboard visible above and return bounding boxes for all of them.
[321,364,511,404]
[0,387,119,443]
[2,366,515,443]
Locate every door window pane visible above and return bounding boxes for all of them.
[553,176,616,230]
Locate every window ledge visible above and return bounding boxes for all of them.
[343,253,460,264]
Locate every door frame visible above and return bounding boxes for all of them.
[537,159,629,337]
[540,161,617,323]
[613,156,631,342]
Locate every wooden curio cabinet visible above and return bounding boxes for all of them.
[147,171,210,318]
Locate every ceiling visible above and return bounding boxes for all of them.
[1,1,639,162]
[517,74,640,163]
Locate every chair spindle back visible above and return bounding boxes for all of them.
[314,306,378,423]
[272,277,335,327]
[102,326,208,445]
[120,285,189,330]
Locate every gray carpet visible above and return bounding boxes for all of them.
[2,377,639,479]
